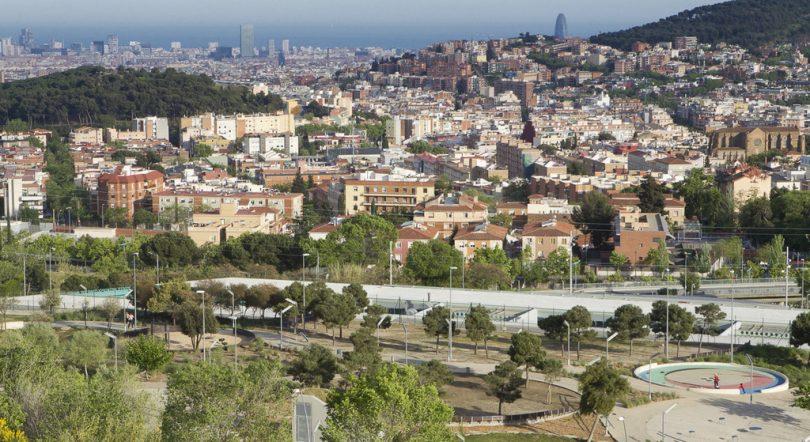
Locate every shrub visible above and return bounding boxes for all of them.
[125,335,172,372]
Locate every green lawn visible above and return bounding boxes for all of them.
[465,434,578,442]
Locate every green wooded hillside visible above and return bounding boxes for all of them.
[0,66,286,126]
[590,0,810,51]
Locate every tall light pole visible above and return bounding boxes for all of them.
[786,246,790,308]
[563,319,571,367]
[376,316,385,339]
[745,354,754,405]
[302,253,310,330]
[389,240,393,286]
[568,232,573,296]
[227,289,236,334]
[48,246,53,294]
[662,403,677,442]
[229,315,238,367]
[196,290,206,362]
[148,250,160,286]
[400,323,408,365]
[104,332,118,370]
[448,266,457,362]
[66,207,71,232]
[280,299,296,350]
[665,268,670,359]
[684,249,688,296]
[730,269,735,362]
[606,332,618,361]
[617,416,628,442]
[132,252,139,327]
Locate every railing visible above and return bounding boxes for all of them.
[577,277,796,290]
[453,406,575,425]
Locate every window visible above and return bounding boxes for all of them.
[353,196,358,201]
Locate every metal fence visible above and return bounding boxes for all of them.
[452,406,576,425]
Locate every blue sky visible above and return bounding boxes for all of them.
[0,1,726,48]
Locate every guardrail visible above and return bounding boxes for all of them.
[452,406,576,425]
[577,277,796,290]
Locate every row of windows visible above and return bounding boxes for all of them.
[524,238,567,245]
[353,186,429,195]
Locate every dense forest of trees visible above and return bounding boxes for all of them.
[0,66,286,126]
[590,0,810,51]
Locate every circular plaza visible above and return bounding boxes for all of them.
[634,362,789,395]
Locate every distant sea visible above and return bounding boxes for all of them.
[0,22,631,51]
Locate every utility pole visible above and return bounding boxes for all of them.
[389,240,393,286]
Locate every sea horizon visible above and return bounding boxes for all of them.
[0,21,633,52]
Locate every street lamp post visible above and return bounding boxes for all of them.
[302,253,310,330]
[730,269,735,362]
[568,232,573,296]
[606,332,618,361]
[196,290,206,362]
[79,284,89,327]
[400,323,408,365]
[684,249,688,296]
[279,303,295,350]
[227,289,236,336]
[104,332,118,370]
[786,246,790,308]
[745,354,754,405]
[132,252,139,327]
[563,319,571,367]
[448,266,457,362]
[617,416,628,442]
[662,403,677,442]
[665,268,670,359]
[229,315,238,367]
[376,316,385,339]
[148,250,160,286]
[48,247,53,294]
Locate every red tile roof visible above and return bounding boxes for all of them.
[454,223,508,241]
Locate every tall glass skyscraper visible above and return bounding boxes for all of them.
[554,14,568,39]
[240,24,255,58]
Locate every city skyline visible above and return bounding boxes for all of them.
[0,0,725,49]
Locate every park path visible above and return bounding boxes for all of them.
[52,320,810,441]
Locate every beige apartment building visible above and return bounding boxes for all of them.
[718,166,772,209]
[188,202,281,246]
[342,171,435,216]
[413,193,489,237]
[69,127,104,145]
[522,217,578,260]
[152,190,303,219]
[180,111,295,142]
[454,223,508,261]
